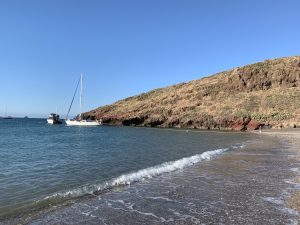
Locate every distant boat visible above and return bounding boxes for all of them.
[1,105,13,119]
[47,113,62,124]
[2,116,13,119]
[65,73,102,126]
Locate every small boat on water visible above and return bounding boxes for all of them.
[1,116,13,119]
[0,106,13,119]
[47,113,62,124]
[65,73,102,126]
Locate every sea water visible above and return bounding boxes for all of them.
[0,119,298,224]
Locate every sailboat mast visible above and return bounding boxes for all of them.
[80,73,83,120]
[66,76,81,120]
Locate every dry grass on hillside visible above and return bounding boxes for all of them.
[86,56,300,130]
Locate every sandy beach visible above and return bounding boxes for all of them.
[260,129,300,224]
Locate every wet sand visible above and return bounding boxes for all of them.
[260,129,300,224]
[2,131,300,225]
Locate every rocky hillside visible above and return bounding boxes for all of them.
[85,56,300,130]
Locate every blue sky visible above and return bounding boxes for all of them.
[0,0,299,118]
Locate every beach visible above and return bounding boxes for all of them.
[261,129,300,224]
[1,0,299,224]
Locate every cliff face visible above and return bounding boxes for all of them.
[85,56,300,130]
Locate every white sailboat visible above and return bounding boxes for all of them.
[65,73,102,126]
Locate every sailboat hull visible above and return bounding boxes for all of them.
[65,119,102,126]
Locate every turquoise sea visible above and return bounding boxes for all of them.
[0,119,298,224]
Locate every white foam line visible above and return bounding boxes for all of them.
[44,147,232,200]
[111,148,229,186]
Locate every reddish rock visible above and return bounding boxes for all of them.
[247,120,261,130]
[230,120,246,131]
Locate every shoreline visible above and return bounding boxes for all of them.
[1,128,300,224]
[260,128,300,224]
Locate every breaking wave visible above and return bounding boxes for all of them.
[43,146,239,202]
[111,148,228,186]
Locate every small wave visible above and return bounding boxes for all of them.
[44,147,231,202]
[111,148,229,186]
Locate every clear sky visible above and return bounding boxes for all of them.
[0,0,299,118]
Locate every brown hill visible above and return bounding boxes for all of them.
[85,56,300,130]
